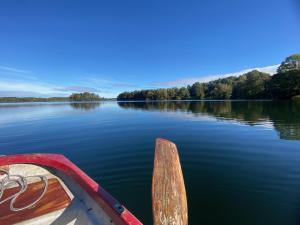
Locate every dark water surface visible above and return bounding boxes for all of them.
[0,100,300,225]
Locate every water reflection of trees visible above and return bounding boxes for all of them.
[70,102,101,111]
[118,101,300,140]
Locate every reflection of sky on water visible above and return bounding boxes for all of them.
[0,101,299,225]
[0,103,74,126]
[0,101,273,128]
[0,102,105,126]
[0,101,299,140]
[153,109,275,130]
[117,101,300,140]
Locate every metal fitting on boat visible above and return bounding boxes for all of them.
[113,202,125,214]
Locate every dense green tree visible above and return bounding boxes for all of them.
[232,70,271,99]
[189,82,205,99]
[69,92,102,101]
[277,54,300,73]
[270,70,300,99]
[118,87,191,101]
[178,87,190,99]
[212,83,233,99]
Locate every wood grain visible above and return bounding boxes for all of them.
[0,165,9,175]
[152,138,188,225]
[0,178,71,225]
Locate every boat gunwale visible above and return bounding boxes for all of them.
[0,153,142,225]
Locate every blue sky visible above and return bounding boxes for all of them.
[0,0,300,97]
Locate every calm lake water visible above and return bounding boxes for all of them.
[0,100,300,225]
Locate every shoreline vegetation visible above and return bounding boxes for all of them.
[118,54,300,101]
[0,92,107,103]
[1,55,299,103]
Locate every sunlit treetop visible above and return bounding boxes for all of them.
[286,54,300,62]
[278,54,300,73]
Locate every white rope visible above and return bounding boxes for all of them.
[0,169,48,211]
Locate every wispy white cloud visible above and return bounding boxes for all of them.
[155,64,280,87]
[0,64,280,98]
[0,80,106,97]
[0,65,115,97]
[0,65,37,80]
[55,86,100,93]
[0,80,64,97]
[0,65,29,74]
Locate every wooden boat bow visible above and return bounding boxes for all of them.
[0,154,142,225]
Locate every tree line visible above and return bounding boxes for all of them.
[69,92,102,101]
[117,54,300,101]
[0,92,102,103]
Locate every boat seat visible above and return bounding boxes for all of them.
[0,178,71,225]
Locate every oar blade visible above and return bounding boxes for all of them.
[152,138,188,225]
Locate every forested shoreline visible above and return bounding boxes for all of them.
[118,70,300,101]
[1,55,299,103]
[118,55,300,101]
[0,92,103,103]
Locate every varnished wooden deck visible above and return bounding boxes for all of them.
[0,178,71,225]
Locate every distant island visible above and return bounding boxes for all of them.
[0,92,103,103]
[118,54,300,101]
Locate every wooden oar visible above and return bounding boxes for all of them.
[152,138,188,225]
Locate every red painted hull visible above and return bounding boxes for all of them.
[0,154,142,225]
